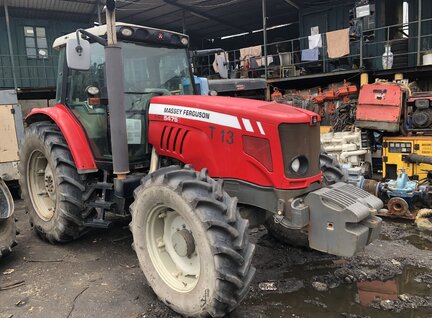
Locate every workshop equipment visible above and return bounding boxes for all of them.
[18,6,383,316]
[321,127,372,176]
[360,169,431,219]
[382,136,432,180]
[356,83,405,132]
[356,82,432,135]
[380,169,422,218]
[404,92,432,134]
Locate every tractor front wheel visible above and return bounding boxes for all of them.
[130,166,255,317]
[19,122,86,243]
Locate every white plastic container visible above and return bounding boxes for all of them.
[423,53,432,66]
[382,45,394,70]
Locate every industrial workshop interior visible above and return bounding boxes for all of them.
[0,0,432,317]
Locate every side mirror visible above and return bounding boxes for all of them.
[66,37,91,71]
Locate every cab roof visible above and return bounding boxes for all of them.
[52,22,187,49]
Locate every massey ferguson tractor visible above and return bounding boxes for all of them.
[19,10,383,317]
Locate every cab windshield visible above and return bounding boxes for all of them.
[66,41,193,163]
[122,42,193,95]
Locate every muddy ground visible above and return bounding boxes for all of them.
[0,200,431,318]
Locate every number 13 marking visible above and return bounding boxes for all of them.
[209,126,234,144]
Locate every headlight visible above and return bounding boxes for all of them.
[120,27,134,37]
[289,156,308,175]
[291,158,300,172]
[181,37,189,45]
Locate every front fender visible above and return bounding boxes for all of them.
[25,104,97,173]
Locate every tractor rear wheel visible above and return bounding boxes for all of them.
[265,153,345,247]
[19,122,86,243]
[130,166,255,317]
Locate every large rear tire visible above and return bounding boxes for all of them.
[130,166,255,317]
[265,153,345,247]
[19,122,87,243]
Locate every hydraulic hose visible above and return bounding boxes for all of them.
[406,153,432,166]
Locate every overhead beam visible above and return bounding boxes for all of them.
[89,0,102,24]
[283,0,300,10]
[6,6,96,22]
[117,3,167,21]
[163,0,249,33]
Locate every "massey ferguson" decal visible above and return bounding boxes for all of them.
[149,103,265,135]
[149,103,241,129]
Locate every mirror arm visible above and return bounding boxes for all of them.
[75,29,108,52]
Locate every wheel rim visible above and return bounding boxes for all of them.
[27,150,56,221]
[146,205,200,293]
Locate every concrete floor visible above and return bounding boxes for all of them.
[1,200,431,318]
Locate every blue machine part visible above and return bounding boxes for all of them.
[386,169,418,198]
[194,76,209,96]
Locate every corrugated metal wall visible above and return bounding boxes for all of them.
[0,15,89,89]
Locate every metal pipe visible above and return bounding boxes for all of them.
[417,0,422,65]
[4,0,18,90]
[97,0,102,25]
[340,149,368,161]
[262,0,268,80]
[407,153,432,165]
[283,0,300,10]
[359,19,364,68]
[105,1,129,177]
[182,10,186,34]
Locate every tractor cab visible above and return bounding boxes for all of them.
[53,23,194,166]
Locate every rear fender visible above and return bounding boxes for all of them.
[25,104,97,173]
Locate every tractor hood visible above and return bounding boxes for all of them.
[149,95,319,126]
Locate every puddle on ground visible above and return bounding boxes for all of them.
[403,235,432,250]
[238,266,432,318]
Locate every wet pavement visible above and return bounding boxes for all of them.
[0,200,431,318]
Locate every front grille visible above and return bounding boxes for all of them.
[279,123,321,179]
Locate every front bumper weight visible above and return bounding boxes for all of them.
[305,182,383,257]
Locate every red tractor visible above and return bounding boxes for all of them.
[19,21,382,317]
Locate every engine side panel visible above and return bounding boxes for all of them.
[148,98,322,189]
[25,104,97,173]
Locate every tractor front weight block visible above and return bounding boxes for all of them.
[305,182,383,257]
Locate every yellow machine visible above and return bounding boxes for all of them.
[382,136,432,180]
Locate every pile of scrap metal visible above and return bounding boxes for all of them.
[271,81,358,130]
[351,80,432,227]
[358,169,431,219]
